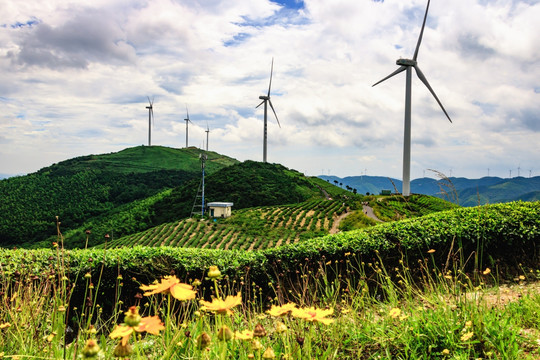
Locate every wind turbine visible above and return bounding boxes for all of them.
[184,106,192,148]
[372,0,452,196]
[146,97,154,146]
[205,122,210,151]
[256,57,281,163]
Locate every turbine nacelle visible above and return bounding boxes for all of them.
[259,95,269,100]
[396,59,417,66]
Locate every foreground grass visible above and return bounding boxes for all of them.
[1,246,539,359]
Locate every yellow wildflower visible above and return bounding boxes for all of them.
[235,329,254,340]
[291,306,334,325]
[199,293,242,315]
[267,302,297,317]
[441,348,450,355]
[140,276,197,301]
[482,268,491,275]
[110,308,164,346]
[388,307,401,319]
[0,323,11,329]
[461,331,474,342]
[427,249,436,254]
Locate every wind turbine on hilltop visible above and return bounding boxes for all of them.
[256,57,281,163]
[372,0,452,196]
[145,97,155,146]
[184,106,192,148]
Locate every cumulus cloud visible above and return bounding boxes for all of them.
[0,0,538,179]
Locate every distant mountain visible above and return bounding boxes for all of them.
[0,146,238,247]
[319,175,540,206]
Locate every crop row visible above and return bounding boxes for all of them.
[105,199,345,250]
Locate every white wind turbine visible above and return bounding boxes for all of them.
[373,0,452,196]
[145,97,154,146]
[184,106,192,148]
[256,58,281,163]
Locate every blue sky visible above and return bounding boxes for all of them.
[1,0,539,179]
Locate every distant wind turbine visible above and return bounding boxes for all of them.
[256,57,281,163]
[146,97,154,146]
[372,0,452,196]
[205,122,210,152]
[184,106,192,148]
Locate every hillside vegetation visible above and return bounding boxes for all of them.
[103,194,458,251]
[0,146,238,247]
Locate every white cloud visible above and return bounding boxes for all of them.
[0,0,539,181]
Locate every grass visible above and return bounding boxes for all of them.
[1,238,539,359]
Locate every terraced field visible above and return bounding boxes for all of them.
[105,198,348,250]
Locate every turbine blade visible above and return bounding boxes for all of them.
[268,99,280,128]
[372,66,407,87]
[151,96,154,105]
[256,100,265,108]
[413,0,431,61]
[185,105,189,120]
[413,65,452,123]
[151,108,155,126]
[268,57,274,97]
[147,96,152,105]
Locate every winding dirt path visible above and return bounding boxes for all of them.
[329,211,350,234]
[363,204,383,222]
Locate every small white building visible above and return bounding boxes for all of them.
[207,202,234,218]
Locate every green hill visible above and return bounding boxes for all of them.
[0,146,238,248]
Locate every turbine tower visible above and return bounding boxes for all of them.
[184,106,192,148]
[256,57,280,163]
[146,97,154,146]
[205,122,210,151]
[372,0,452,196]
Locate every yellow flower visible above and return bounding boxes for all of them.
[137,316,165,335]
[235,329,254,340]
[291,306,334,325]
[427,249,436,253]
[140,275,196,301]
[519,275,526,280]
[460,331,474,342]
[388,307,401,319]
[199,293,242,315]
[267,302,297,317]
[441,348,450,355]
[482,268,491,275]
[465,320,473,328]
[110,313,164,346]
[0,323,11,329]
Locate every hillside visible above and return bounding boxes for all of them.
[148,161,337,225]
[103,193,456,251]
[0,146,238,247]
[320,175,540,205]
